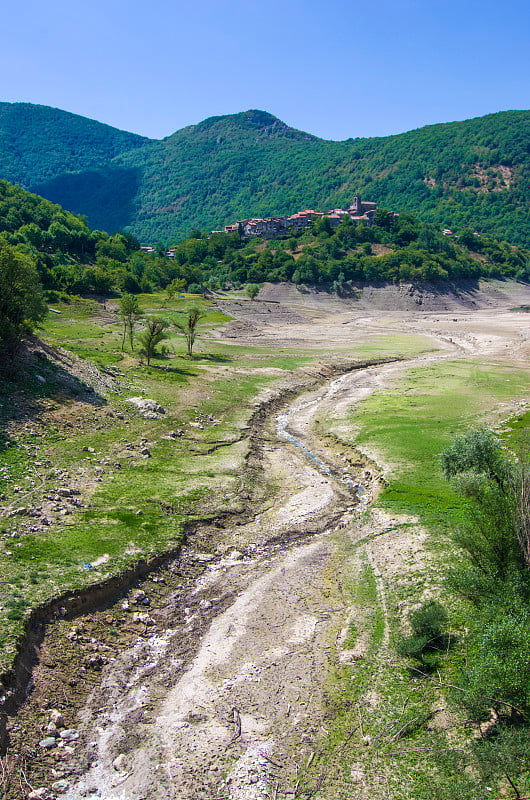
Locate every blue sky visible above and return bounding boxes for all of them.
[2,0,528,140]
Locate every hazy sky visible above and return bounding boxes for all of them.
[2,0,529,140]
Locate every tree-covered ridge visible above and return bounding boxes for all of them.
[163,210,530,290]
[16,106,529,246]
[0,102,150,188]
[0,180,142,297]
[0,176,528,358]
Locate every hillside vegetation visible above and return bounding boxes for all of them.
[0,103,149,188]
[0,104,528,245]
[0,178,528,329]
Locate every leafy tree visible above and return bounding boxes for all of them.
[119,293,141,351]
[166,277,186,301]
[441,429,530,720]
[138,317,169,366]
[174,306,206,358]
[0,241,47,352]
[245,283,260,300]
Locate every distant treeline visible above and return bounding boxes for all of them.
[1,180,529,310]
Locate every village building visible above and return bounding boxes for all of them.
[222,195,378,238]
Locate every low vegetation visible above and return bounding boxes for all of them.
[303,359,530,799]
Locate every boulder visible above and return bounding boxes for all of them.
[127,397,166,418]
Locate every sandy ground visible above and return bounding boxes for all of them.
[12,280,530,800]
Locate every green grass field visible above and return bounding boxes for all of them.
[0,292,437,673]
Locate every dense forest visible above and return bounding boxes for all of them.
[0,104,528,246]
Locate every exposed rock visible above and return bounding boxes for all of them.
[51,779,70,794]
[49,709,65,728]
[130,589,149,605]
[59,728,79,741]
[28,789,55,800]
[112,753,127,772]
[131,612,156,626]
[127,397,166,418]
[38,737,57,749]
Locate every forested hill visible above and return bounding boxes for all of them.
[0,102,150,188]
[1,104,529,246]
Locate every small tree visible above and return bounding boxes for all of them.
[441,429,530,720]
[0,241,47,354]
[138,317,169,366]
[119,293,141,351]
[166,277,186,302]
[245,283,260,300]
[397,599,449,672]
[174,306,206,358]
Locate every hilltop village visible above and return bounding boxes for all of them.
[219,195,378,238]
[138,195,380,255]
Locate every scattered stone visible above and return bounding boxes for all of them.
[51,779,70,794]
[130,589,149,605]
[198,599,212,610]
[82,447,95,453]
[84,654,107,671]
[131,612,156,626]
[127,397,166,418]
[28,789,55,800]
[49,709,65,728]
[113,754,127,772]
[164,430,184,439]
[7,507,28,517]
[38,737,57,749]
[56,487,79,497]
[59,729,79,741]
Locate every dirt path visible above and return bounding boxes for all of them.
[8,282,530,800]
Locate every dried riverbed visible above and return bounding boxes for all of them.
[5,280,530,800]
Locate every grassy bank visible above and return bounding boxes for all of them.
[0,292,435,675]
[306,357,530,799]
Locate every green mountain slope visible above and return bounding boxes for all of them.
[2,104,529,245]
[0,102,150,188]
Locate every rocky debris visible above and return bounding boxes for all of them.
[38,737,57,749]
[127,397,166,418]
[162,430,184,439]
[84,654,107,671]
[131,612,156,626]
[66,623,87,641]
[189,411,218,430]
[28,789,55,800]
[112,753,127,772]
[51,779,70,794]
[225,745,276,800]
[59,729,79,741]
[130,589,150,606]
